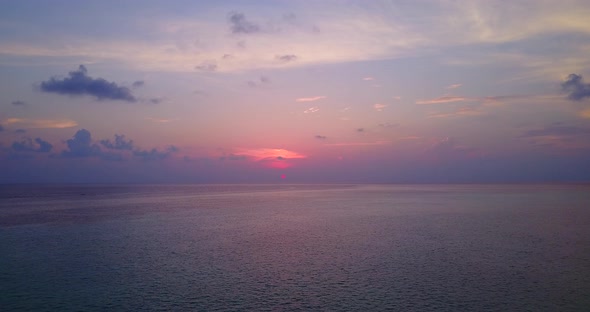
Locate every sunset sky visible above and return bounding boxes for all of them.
[1,0,590,183]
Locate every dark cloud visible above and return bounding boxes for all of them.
[0,124,4,132]
[14,129,26,134]
[61,129,101,158]
[562,73,590,101]
[100,134,134,151]
[356,128,365,133]
[11,137,53,153]
[40,65,136,102]
[276,54,297,63]
[522,125,590,137]
[195,61,218,72]
[222,54,233,59]
[315,135,327,140]
[132,80,145,88]
[219,153,247,161]
[228,12,261,34]
[11,100,26,106]
[276,156,285,160]
[60,129,178,161]
[148,98,163,104]
[133,146,178,161]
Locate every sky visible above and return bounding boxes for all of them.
[1,0,590,183]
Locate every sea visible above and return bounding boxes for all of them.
[1,184,589,311]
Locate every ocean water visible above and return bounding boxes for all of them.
[1,184,589,311]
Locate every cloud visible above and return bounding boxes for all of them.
[148,97,163,104]
[362,77,375,81]
[100,134,134,151]
[0,124,3,132]
[446,83,462,90]
[247,75,271,87]
[416,96,471,105]
[195,61,217,72]
[374,103,387,111]
[219,153,248,161]
[235,148,306,161]
[146,117,174,123]
[3,118,77,129]
[522,125,590,137]
[11,137,52,153]
[40,65,136,102]
[228,12,260,34]
[303,107,319,114]
[561,73,590,101]
[356,128,365,132]
[61,129,101,158]
[296,96,326,102]
[14,129,26,133]
[378,122,399,128]
[325,141,390,147]
[276,54,297,63]
[428,107,484,118]
[11,100,26,106]
[60,129,178,161]
[133,146,178,161]
[416,95,527,105]
[315,135,327,140]
[132,80,145,88]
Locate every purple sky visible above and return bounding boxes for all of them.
[1,0,590,183]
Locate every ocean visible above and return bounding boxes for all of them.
[1,184,589,311]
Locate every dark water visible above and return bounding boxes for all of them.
[1,184,589,311]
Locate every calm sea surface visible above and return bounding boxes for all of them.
[1,184,589,311]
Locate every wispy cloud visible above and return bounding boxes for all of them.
[146,117,175,123]
[416,95,529,105]
[304,107,319,114]
[362,77,375,81]
[11,100,26,106]
[446,83,462,90]
[325,141,390,147]
[428,107,484,118]
[2,1,589,74]
[315,135,327,140]
[374,103,387,111]
[4,118,77,129]
[296,96,326,102]
[522,124,590,137]
[416,96,471,105]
